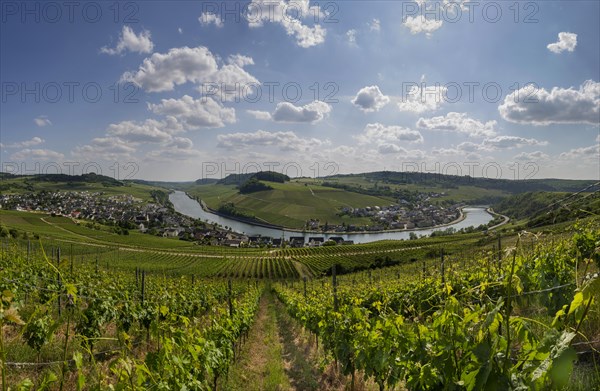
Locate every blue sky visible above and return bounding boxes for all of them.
[1,0,599,181]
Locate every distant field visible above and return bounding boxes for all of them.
[0,177,162,202]
[324,176,509,202]
[186,180,395,228]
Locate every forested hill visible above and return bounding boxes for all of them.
[214,171,291,186]
[324,171,598,194]
[493,191,600,227]
[1,173,122,186]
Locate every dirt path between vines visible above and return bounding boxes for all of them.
[223,291,322,390]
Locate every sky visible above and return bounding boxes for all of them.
[1,0,599,181]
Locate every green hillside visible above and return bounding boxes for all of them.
[186,180,395,228]
[0,173,166,202]
[322,171,598,202]
[493,191,600,227]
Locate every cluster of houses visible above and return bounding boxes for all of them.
[333,197,462,232]
[0,191,181,231]
[0,191,354,248]
[192,233,353,248]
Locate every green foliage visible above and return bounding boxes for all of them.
[23,313,56,354]
[494,191,599,227]
[275,227,600,390]
[238,177,273,194]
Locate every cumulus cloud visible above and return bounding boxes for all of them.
[416,112,497,137]
[397,84,447,113]
[403,15,442,36]
[199,12,224,27]
[105,118,181,144]
[72,137,136,160]
[514,151,550,161]
[146,137,201,161]
[377,144,426,158]
[245,0,327,48]
[355,123,424,146]
[272,101,331,123]
[499,80,600,125]
[547,32,577,53]
[101,26,154,55]
[34,116,51,127]
[247,101,331,123]
[247,110,273,120]
[121,46,258,96]
[227,54,254,67]
[368,18,380,32]
[217,130,327,152]
[346,29,357,45]
[482,136,547,149]
[11,148,64,161]
[449,136,547,153]
[4,137,45,148]
[559,144,600,160]
[351,85,390,112]
[148,95,236,129]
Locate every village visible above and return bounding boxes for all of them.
[306,192,463,232]
[0,190,461,248]
[0,191,349,248]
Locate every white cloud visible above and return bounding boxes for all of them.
[457,141,485,153]
[72,137,136,160]
[178,27,183,34]
[397,84,447,113]
[368,18,380,32]
[247,101,331,123]
[482,136,547,149]
[4,137,45,148]
[514,151,550,161]
[547,32,577,54]
[33,116,51,127]
[101,26,154,55]
[146,137,201,161]
[271,100,331,123]
[217,130,327,152]
[148,95,236,129]
[559,144,600,160]
[11,148,64,161]
[247,110,273,120]
[403,15,442,36]
[121,46,258,96]
[450,136,547,153]
[377,144,426,158]
[106,118,180,144]
[355,123,424,145]
[346,29,357,45]
[227,54,254,67]
[246,0,327,48]
[416,112,497,137]
[499,80,600,125]
[351,85,390,112]
[199,12,224,28]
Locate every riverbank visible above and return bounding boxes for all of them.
[485,207,511,230]
[183,190,475,235]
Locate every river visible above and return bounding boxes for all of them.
[169,190,494,244]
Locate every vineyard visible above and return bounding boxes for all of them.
[1,221,599,390]
[1,208,500,280]
[1,242,262,390]
[274,224,600,390]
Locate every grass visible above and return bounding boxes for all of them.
[224,291,292,391]
[0,177,163,202]
[325,176,508,203]
[187,181,395,229]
